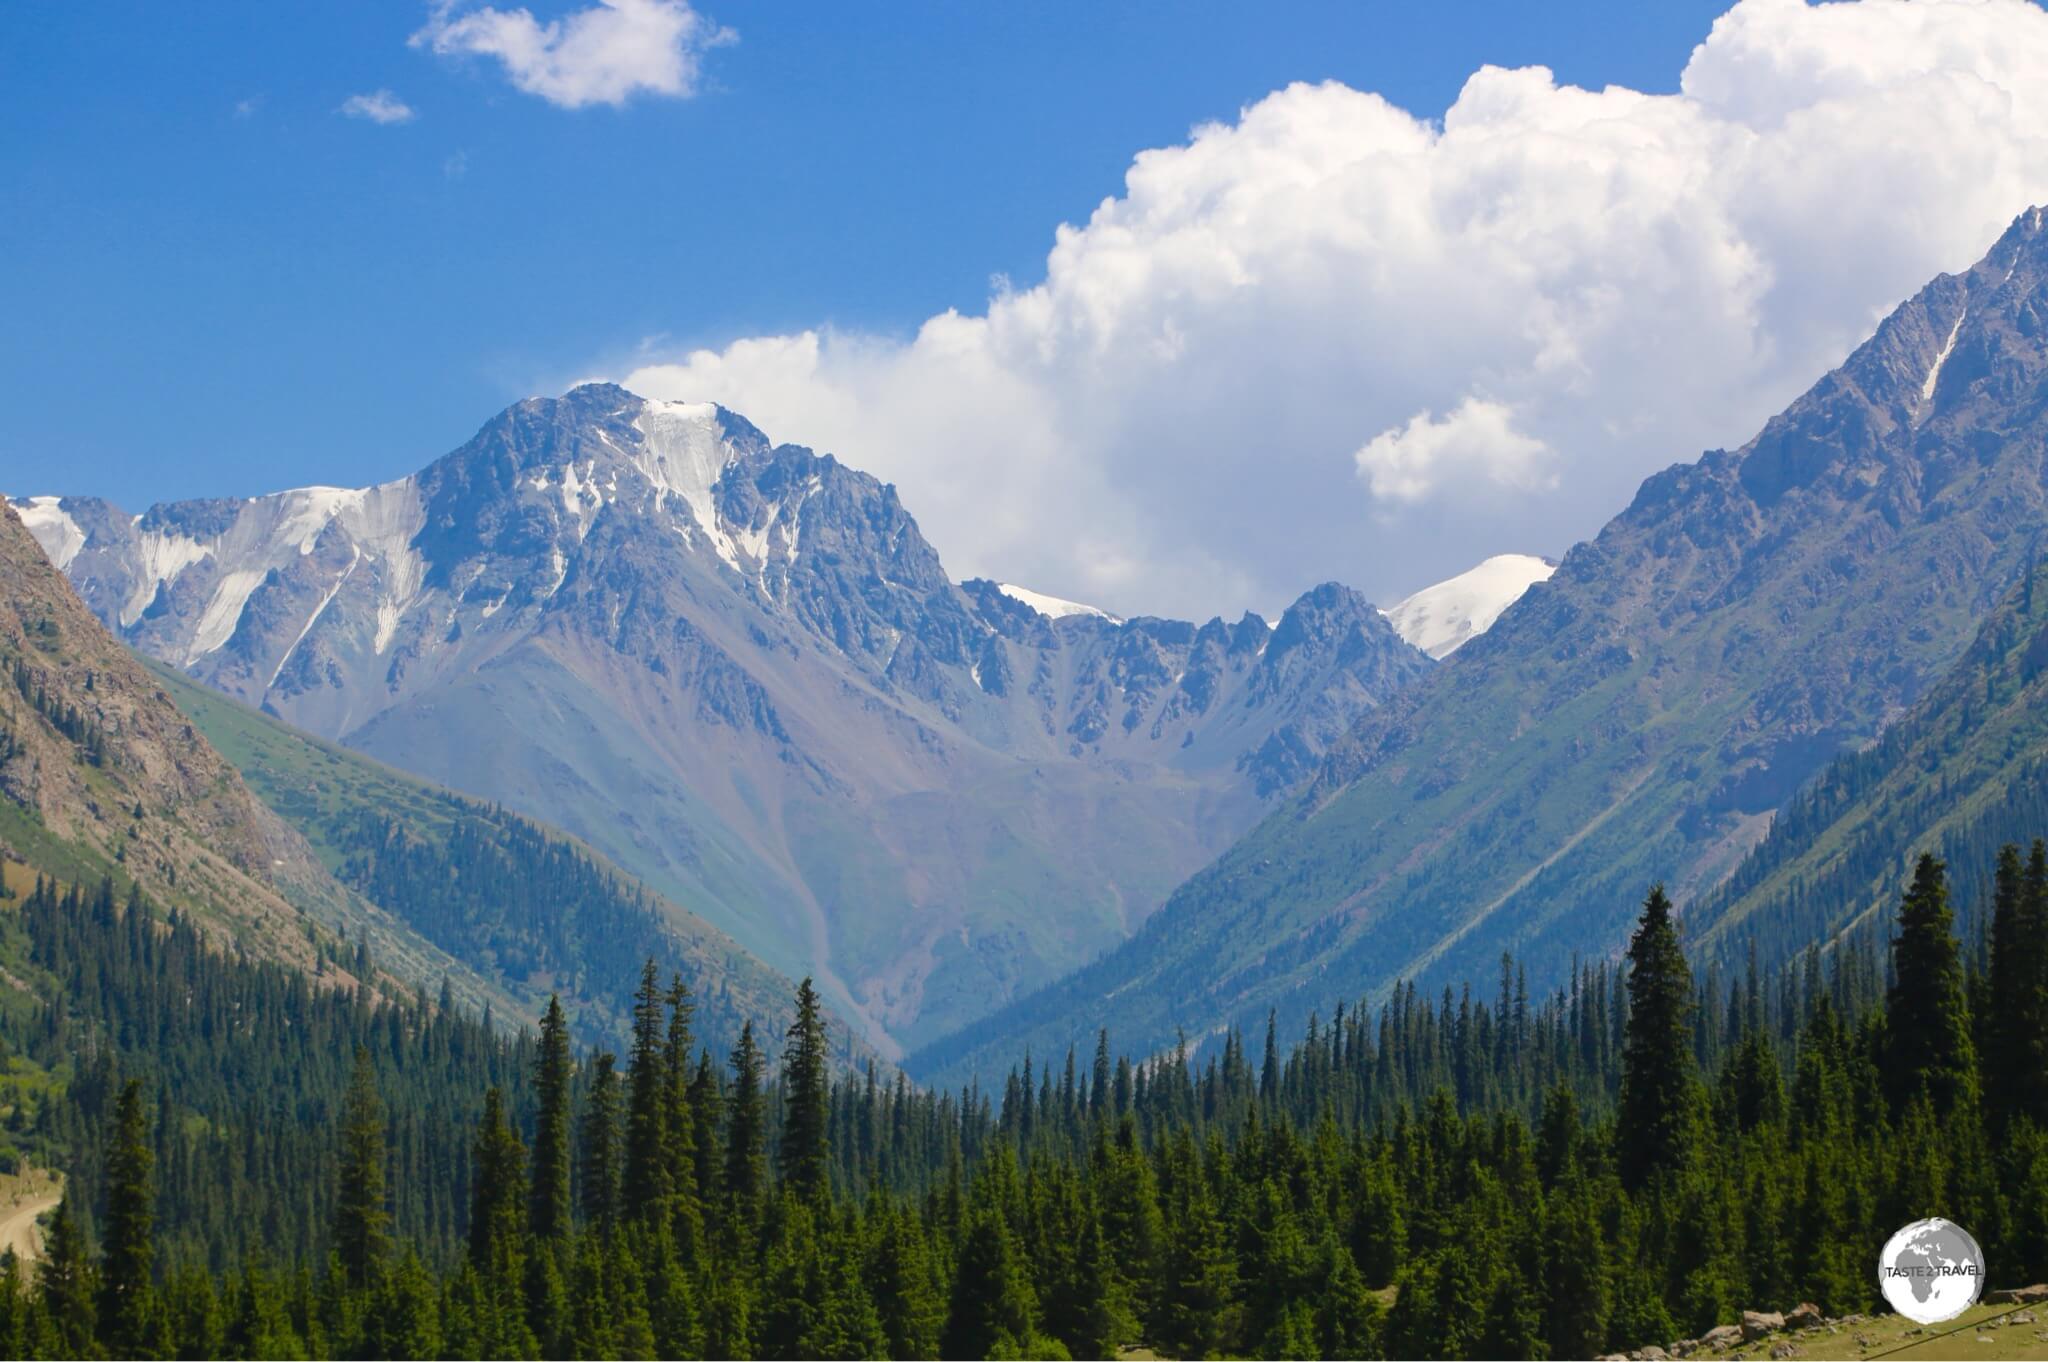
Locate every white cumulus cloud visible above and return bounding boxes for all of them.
[412,0,733,110]
[339,90,416,124]
[615,0,2048,620]
[1356,400,1554,504]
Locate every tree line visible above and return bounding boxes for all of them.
[4,843,2048,1358]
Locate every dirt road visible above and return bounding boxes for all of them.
[0,1183,63,1262]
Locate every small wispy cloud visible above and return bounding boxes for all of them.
[233,95,265,119]
[411,0,734,110]
[339,89,417,124]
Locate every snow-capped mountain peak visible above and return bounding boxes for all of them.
[1384,553,1555,659]
[994,582,1121,623]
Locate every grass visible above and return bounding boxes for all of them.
[142,659,464,872]
[1684,1304,2048,1361]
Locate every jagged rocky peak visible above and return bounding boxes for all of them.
[21,381,1442,1050]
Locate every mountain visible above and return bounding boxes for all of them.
[1687,552,2048,972]
[990,582,1120,622]
[0,494,521,1017]
[142,657,821,1058]
[910,205,2048,1081]
[21,390,1431,1052]
[1385,554,1557,659]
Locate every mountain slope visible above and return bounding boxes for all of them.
[1688,553,2048,970]
[143,658,819,1058]
[911,205,2048,1080]
[0,495,520,1017]
[24,390,1430,1051]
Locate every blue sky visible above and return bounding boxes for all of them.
[9,0,2048,618]
[5,0,1725,505]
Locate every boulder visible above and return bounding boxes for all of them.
[1784,1302,1822,1329]
[1990,1284,2048,1305]
[1770,1345,1801,1360]
[1700,1323,1744,1350]
[1741,1310,1786,1341]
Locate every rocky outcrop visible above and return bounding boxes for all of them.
[19,389,1431,1052]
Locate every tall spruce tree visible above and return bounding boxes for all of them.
[1885,853,1979,1117]
[621,960,673,1220]
[660,975,701,1239]
[1617,884,1696,1189]
[469,1088,528,1278]
[779,978,831,1200]
[98,1078,155,1357]
[577,1052,622,1233]
[40,1194,97,1357]
[1985,845,2034,1129]
[334,1046,390,1287]
[726,1022,767,1235]
[529,996,573,1241]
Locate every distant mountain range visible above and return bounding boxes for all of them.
[912,206,2048,1081]
[18,390,1465,1054]
[37,203,2031,1083]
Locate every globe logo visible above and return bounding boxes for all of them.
[1879,1218,1985,1324]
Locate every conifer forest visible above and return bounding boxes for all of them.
[1,844,2045,1359]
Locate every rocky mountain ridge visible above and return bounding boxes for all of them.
[0,494,525,1017]
[23,388,1433,1051]
[911,204,2048,1080]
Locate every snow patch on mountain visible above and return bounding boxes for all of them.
[126,528,212,626]
[15,497,86,570]
[1923,309,1966,404]
[995,583,1121,622]
[1385,554,1555,659]
[190,569,269,662]
[632,399,743,571]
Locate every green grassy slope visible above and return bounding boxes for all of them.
[142,659,824,1059]
[1689,558,2048,967]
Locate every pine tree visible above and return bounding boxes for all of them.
[726,1022,767,1238]
[469,1087,528,1278]
[1617,884,1696,1190]
[1091,1030,1112,1121]
[335,1046,390,1288]
[1994,841,2048,1129]
[622,960,673,1220]
[529,996,573,1241]
[943,1203,1038,1361]
[38,1194,96,1357]
[780,978,832,1201]
[578,1052,622,1233]
[869,1203,943,1360]
[98,1078,156,1357]
[660,975,702,1250]
[1160,1165,1238,1359]
[1885,853,1979,1117]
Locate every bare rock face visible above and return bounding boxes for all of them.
[18,388,1431,1051]
[1,495,347,977]
[1742,1309,1786,1341]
